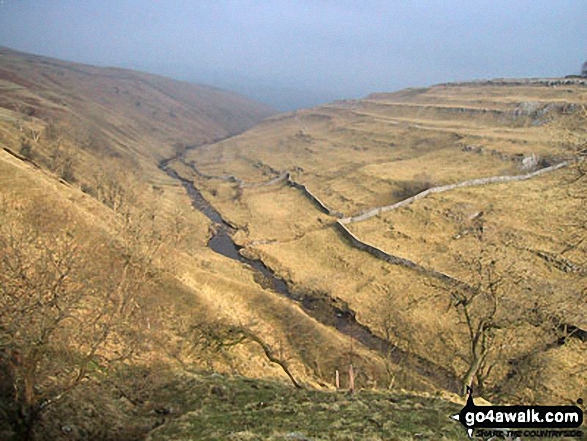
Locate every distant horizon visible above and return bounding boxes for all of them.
[0,1,585,110]
[0,46,585,113]
[4,44,585,113]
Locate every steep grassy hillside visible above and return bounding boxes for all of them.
[0,50,416,440]
[145,374,467,441]
[170,79,587,406]
[0,46,274,158]
[0,46,278,241]
[1,47,586,440]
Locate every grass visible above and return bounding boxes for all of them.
[172,81,587,404]
[147,374,468,441]
[2,47,586,439]
[185,83,578,215]
[346,167,583,281]
[343,167,587,401]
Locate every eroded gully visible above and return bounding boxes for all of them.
[158,145,460,394]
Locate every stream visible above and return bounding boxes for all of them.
[158,150,460,393]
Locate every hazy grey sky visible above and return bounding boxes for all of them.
[1,1,586,110]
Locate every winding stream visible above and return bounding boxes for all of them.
[159,148,460,393]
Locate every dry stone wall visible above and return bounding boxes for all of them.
[183,147,571,294]
[335,220,474,291]
[286,173,344,218]
[241,171,288,188]
[439,78,587,87]
[329,160,570,292]
[340,161,568,225]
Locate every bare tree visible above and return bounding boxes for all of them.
[447,265,501,395]
[553,102,587,378]
[40,132,77,184]
[442,244,583,398]
[435,239,525,397]
[558,105,586,265]
[187,321,303,389]
[0,199,162,440]
[92,169,130,212]
[18,139,33,160]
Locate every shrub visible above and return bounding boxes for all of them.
[19,140,33,159]
[392,179,434,201]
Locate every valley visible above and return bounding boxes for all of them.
[164,79,587,416]
[0,48,585,440]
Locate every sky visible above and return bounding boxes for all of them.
[0,0,586,110]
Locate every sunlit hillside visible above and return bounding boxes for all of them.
[1,49,387,440]
[1,47,586,440]
[172,79,587,406]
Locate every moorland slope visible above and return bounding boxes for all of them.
[1,47,586,440]
[171,78,587,407]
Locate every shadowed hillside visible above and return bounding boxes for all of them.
[1,48,462,441]
[1,48,586,440]
[171,78,587,408]
[2,49,373,440]
[0,46,275,165]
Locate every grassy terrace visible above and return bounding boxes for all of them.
[147,375,467,441]
[172,81,587,404]
[1,47,586,439]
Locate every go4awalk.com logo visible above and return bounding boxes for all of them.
[451,387,584,438]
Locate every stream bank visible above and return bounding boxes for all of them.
[159,147,461,393]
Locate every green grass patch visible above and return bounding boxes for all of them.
[148,375,467,441]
